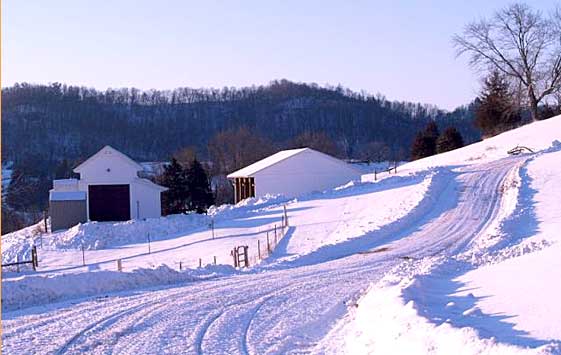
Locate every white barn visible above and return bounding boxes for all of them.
[227,148,362,203]
[49,146,167,230]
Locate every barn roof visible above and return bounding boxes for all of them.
[73,145,144,173]
[227,148,361,178]
[227,148,308,178]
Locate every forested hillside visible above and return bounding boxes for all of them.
[2,80,479,165]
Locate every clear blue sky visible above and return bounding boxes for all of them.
[2,1,557,110]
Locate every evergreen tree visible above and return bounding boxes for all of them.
[436,127,465,153]
[423,120,439,141]
[157,158,189,215]
[410,121,439,160]
[475,71,521,137]
[540,104,559,120]
[186,159,214,214]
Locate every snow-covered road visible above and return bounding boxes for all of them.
[2,157,525,354]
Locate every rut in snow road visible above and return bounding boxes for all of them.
[1,157,525,355]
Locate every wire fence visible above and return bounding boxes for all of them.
[246,219,289,267]
[8,206,291,274]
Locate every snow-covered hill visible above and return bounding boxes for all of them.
[2,117,561,354]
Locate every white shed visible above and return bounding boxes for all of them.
[227,148,362,203]
[49,145,167,229]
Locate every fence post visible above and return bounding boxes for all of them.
[117,259,122,272]
[274,224,277,243]
[284,205,288,227]
[267,232,271,254]
[147,233,151,254]
[213,256,217,265]
[244,246,249,267]
[43,211,48,233]
[395,161,398,173]
[374,169,377,181]
[179,261,182,271]
[234,248,239,267]
[275,231,278,246]
[16,255,20,273]
[32,246,38,271]
[257,240,261,260]
[81,244,86,266]
[199,258,202,268]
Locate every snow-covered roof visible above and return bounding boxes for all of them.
[134,178,168,192]
[49,191,87,201]
[227,148,362,178]
[227,148,308,178]
[73,145,143,173]
[53,179,78,185]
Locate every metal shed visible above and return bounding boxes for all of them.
[49,187,87,231]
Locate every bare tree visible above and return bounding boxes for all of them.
[208,127,275,175]
[454,3,561,121]
[288,132,343,158]
[173,146,198,168]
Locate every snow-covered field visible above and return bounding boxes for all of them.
[2,117,561,354]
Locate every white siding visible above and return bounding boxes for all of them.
[130,182,162,219]
[77,153,139,183]
[71,147,165,221]
[253,150,360,198]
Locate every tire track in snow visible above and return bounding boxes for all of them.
[3,157,529,355]
[196,278,308,354]
[54,302,149,355]
[53,286,198,354]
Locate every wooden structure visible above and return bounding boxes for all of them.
[232,245,249,268]
[233,177,255,204]
[507,145,534,155]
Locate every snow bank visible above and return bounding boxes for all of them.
[315,277,557,355]
[455,147,561,341]
[1,213,209,265]
[49,214,209,250]
[208,193,292,220]
[1,221,45,264]
[2,264,236,312]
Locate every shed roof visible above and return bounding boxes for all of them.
[227,147,362,178]
[134,177,168,192]
[227,148,308,178]
[49,191,87,201]
[73,145,144,173]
